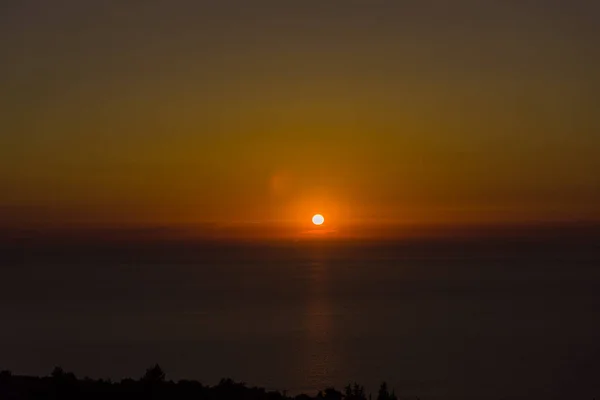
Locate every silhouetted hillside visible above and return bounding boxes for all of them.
[0,365,403,400]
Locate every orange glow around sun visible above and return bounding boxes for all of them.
[312,214,325,226]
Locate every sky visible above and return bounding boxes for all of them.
[1,0,599,235]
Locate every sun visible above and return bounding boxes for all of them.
[312,214,325,226]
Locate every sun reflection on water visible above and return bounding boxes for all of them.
[299,258,338,392]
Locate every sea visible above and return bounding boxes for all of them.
[1,232,599,399]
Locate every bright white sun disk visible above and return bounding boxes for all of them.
[312,214,325,225]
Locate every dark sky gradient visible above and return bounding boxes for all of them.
[2,1,599,234]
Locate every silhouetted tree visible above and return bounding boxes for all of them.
[377,382,389,400]
[51,366,76,381]
[142,364,166,384]
[345,382,366,400]
[375,382,398,400]
[214,378,250,400]
[354,383,366,399]
[51,366,65,379]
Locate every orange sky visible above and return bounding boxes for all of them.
[1,1,599,235]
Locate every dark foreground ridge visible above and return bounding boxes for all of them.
[0,365,403,400]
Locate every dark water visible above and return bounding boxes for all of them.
[1,237,599,399]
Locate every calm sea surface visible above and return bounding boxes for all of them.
[2,237,599,399]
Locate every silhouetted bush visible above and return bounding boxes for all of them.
[317,387,343,400]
